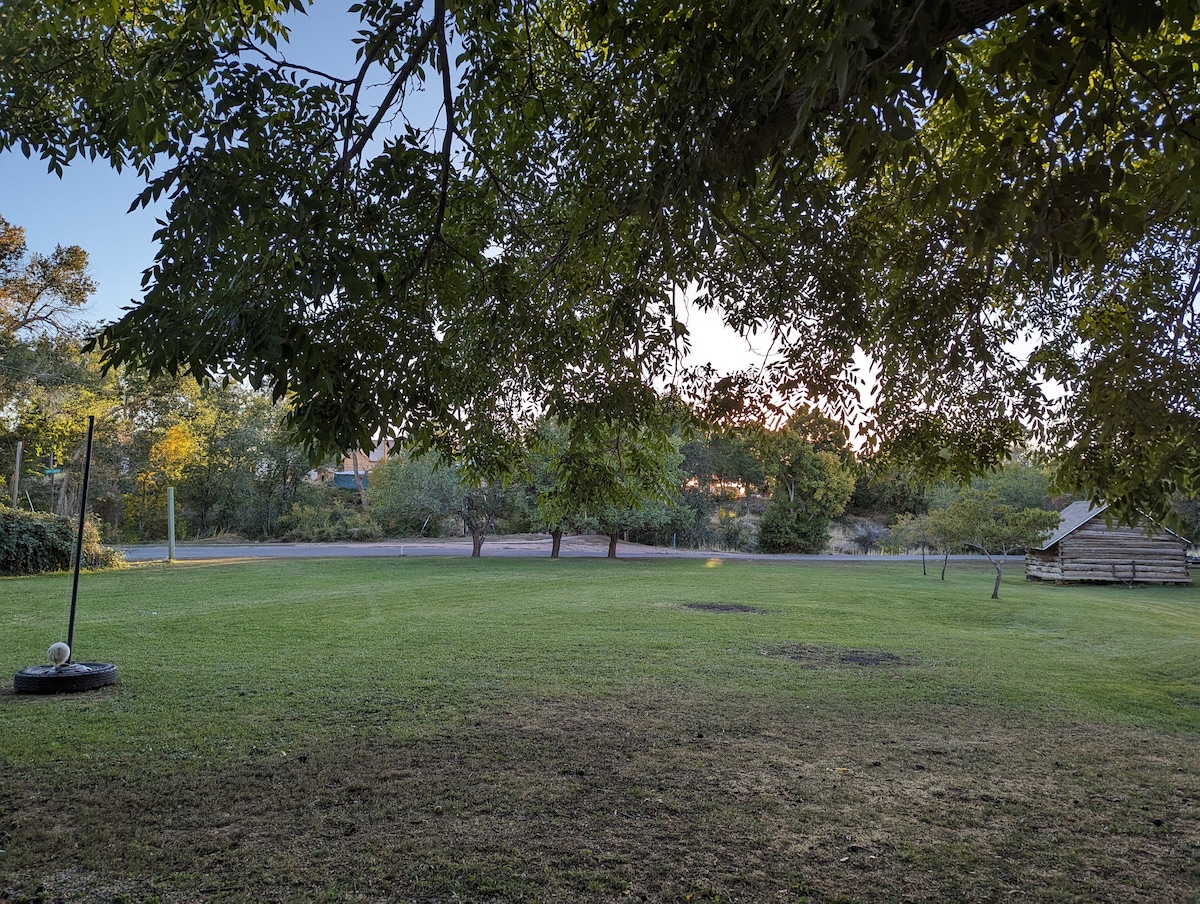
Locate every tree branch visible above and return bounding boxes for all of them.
[1113,41,1200,146]
[238,40,356,86]
[429,0,454,248]
[714,0,1033,172]
[335,0,435,181]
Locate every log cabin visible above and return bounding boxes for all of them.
[1025,501,1191,584]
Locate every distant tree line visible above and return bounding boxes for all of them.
[4,212,1197,561]
[0,323,1078,563]
[0,315,876,553]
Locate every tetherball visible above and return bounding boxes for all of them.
[48,642,71,667]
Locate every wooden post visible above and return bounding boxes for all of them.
[167,486,176,562]
[10,440,21,508]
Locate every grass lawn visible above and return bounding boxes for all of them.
[2,556,1198,903]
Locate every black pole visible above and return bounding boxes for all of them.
[66,415,95,655]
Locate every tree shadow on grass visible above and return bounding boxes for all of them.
[2,692,1197,902]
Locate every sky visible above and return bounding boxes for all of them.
[1,152,159,325]
[0,4,771,375]
[0,3,364,329]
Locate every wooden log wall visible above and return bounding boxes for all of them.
[1025,521,1191,584]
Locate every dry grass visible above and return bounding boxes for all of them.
[2,556,1198,902]
[3,689,1197,903]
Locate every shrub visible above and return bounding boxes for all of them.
[276,499,382,541]
[0,509,125,575]
[756,497,830,554]
[81,519,127,570]
[851,522,890,554]
[716,512,756,552]
[0,508,74,574]
[366,453,461,537]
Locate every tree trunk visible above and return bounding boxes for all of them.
[471,525,485,557]
[991,563,1003,599]
[607,532,618,558]
[197,468,212,535]
[921,542,927,576]
[551,529,562,558]
[940,548,950,580]
[351,449,367,507]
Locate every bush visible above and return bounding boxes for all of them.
[756,497,830,554]
[0,508,74,574]
[276,499,382,541]
[625,500,715,549]
[716,512,756,552]
[851,522,890,554]
[0,509,125,575]
[366,453,461,537]
[81,519,127,570]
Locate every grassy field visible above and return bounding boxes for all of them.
[2,556,1198,903]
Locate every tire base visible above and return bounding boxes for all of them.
[13,662,118,694]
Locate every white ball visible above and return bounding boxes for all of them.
[48,642,71,667]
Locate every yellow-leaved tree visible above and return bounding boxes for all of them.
[124,423,202,539]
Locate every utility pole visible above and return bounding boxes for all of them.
[351,449,367,507]
[10,440,21,508]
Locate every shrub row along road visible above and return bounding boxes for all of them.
[119,535,987,563]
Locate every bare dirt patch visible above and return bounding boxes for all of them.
[760,642,912,669]
[681,603,767,614]
[1,694,1197,903]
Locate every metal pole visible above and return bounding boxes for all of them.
[167,486,176,562]
[11,440,21,508]
[66,415,95,654]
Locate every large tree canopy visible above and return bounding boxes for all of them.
[1,0,1197,522]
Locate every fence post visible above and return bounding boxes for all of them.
[167,486,177,563]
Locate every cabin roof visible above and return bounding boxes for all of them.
[1035,500,1190,551]
[1035,501,1107,551]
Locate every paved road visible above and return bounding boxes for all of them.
[119,540,559,561]
[118,538,991,565]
